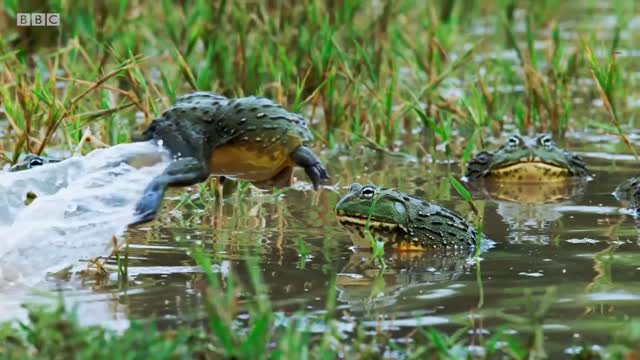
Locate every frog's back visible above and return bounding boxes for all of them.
[140,92,313,150]
[139,92,318,183]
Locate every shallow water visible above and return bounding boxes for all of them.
[2,138,638,357]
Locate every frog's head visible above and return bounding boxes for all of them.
[8,154,54,172]
[613,177,640,202]
[335,183,410,232]
[633,185,640,214]
[465,134,588,182]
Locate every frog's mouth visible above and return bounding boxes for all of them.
[488,161,571,181]
[335,214,402,231]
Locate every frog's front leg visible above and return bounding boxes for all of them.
[131,157,209,225]
[290,146,329,190]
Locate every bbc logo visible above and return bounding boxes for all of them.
[16,13,60,27]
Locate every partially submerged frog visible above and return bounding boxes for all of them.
[613,177,640,202]
[465,134,589,182]
[613,177,640,214]
[335,183,488,250]
[8,154,60,172]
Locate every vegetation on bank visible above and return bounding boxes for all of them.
[1,0,638,165]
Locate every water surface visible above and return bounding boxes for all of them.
[1,138,636,357]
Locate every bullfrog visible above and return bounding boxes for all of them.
[8,154,60,172]
[334,183,488,250]
[465,134,589,182]
[3,93,330,224]
[132,92,329,224]
[613,177,640,215]
[613,177,640,202]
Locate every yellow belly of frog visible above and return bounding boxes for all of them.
[489,162,571,182]
[208,143,294,182]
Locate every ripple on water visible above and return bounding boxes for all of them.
[584,291,640,302]
[363,316,449,330]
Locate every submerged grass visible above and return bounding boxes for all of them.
[1,249,639,359]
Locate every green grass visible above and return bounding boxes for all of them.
[1,1,639,163]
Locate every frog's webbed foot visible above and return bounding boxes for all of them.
[290,146,329,190]
[131,157,209,225]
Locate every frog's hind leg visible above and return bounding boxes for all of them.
[290,146,329,190]
[131,157,209,225]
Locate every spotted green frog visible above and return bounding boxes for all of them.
[335,183,488,250]
[5,93,330,224]
[133,92,329,224]
[614,177,640,214]
[465,134,588,182]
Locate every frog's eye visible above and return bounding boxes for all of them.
[538,134,554,148]
[29,157,44,167]
[359,186,377,199]
[506,136,521,150]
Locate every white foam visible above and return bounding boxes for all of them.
[0,142,169,286]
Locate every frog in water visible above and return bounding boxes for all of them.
[613,177,640,215]
[8,154,60,172]
[6,92,329,224]
[614,177,640,202]
[132,92,329,224]
[334,183,489,250]
[465,134,589,182]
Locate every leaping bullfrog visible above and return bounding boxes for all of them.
[133,92,329,224]
[4,93,330,224]
[334,183,489,250]
[465,134,589,182]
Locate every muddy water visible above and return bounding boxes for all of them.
[4,138,631,357]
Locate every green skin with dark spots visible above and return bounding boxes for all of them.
[139,92,315,163]
[134,92,329,224]
[335,183,483,250]
[613,177,640,214]
[465,134,589,180]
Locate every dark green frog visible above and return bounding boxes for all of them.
[335,183,488,250]
[465,134,588,182]
[133,92,329,224]
[614,177,640,214]
[6,93,330,224]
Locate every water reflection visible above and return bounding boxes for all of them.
[336,250,473,308]
[473,180,587,244]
